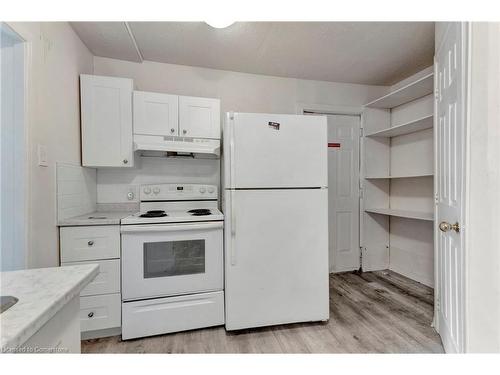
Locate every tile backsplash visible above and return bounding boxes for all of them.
[97,156,220,203]
[56,163,97,221]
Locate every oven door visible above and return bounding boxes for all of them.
[121,222,223,301]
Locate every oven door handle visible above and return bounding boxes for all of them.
[120,222,223,233]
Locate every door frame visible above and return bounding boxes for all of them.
[297,103,364,272]
[2,22,31,270]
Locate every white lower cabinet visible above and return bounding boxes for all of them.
[122,291,224,340]
[59,225,122,338]
[80,293,121,332]
[61,259,120,296]
[60,225,120,262]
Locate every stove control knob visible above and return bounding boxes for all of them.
[143,187,151,195]
[208,187,215,194]
[199,187,206,194]
[153,187,160,194]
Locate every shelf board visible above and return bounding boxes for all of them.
[366,115,433,138]
[365,73,434,109]
[365,208,434,221]
[364,173,433,179]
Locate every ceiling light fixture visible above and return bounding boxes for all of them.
[205,20,235,29]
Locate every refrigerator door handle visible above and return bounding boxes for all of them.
[230,190,237,265]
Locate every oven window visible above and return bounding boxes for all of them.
[143,240,205,278]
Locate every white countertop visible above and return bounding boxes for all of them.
[57,211,132,226]
[0,264,99,349]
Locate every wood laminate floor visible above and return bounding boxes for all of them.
[82,270,444,353]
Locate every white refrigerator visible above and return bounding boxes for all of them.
[223,112,329,330]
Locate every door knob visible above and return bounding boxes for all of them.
[439,221,460,233]
[182,129,187,135]
[170,128,175,133]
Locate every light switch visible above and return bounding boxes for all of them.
[37,144,48,167]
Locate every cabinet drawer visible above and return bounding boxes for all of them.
[80,293,121,332]
[122,291,224,340]
[62,259,120,296]
[60,225,120,262]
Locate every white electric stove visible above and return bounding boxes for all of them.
[120,183,225,340]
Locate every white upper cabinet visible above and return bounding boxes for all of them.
[80,74,134,167]
[179,96,221,139]
[133,91,179,136]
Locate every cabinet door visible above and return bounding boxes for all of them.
[80,74,133,167]
[133,91,179,136]
[179,96,220,139]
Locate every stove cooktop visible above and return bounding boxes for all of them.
[121,208,224,225]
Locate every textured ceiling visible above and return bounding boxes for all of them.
[71,22,435,85]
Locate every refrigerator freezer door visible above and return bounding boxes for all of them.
[224,112,327,189]
[224,188,329,330]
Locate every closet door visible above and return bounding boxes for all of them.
[326,114,361,273]
[435,22,466,354]
[133,91,179,136]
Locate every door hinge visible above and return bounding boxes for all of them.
[360,128,364,137]
[359,187,364,199]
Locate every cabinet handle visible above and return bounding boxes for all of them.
[123,159,128,164]
[182,129,187,135]
[170,128,175,133]
[87,240,94,246]
[88,312,94,318]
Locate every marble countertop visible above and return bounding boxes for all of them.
[57,211,132,226]
[0,264,99,349]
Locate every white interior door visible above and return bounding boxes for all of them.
[435,22,466,353]
[326,114,360,273]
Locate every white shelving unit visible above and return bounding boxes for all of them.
[365,114,433,138]
[365,208,434,222]
[365,73,434,109]
[361,67,435,287]
[364,173,433,179]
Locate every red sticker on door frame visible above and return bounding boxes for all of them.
[328,143,341,148]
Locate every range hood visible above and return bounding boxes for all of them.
[133,135,220,158]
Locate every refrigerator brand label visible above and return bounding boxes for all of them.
[268,121,280,130]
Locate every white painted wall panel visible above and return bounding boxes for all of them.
[389,218,434,287]
[389,176,434,213]
[391,94,433,126]
[390,128,434,176]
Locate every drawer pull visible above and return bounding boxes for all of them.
[87,240,94,246]
[88,312,94,318]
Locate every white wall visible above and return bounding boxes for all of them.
[465,22,500,353]
[93,57,388,204]
[94,57,388,115]
[7,22,93,268]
